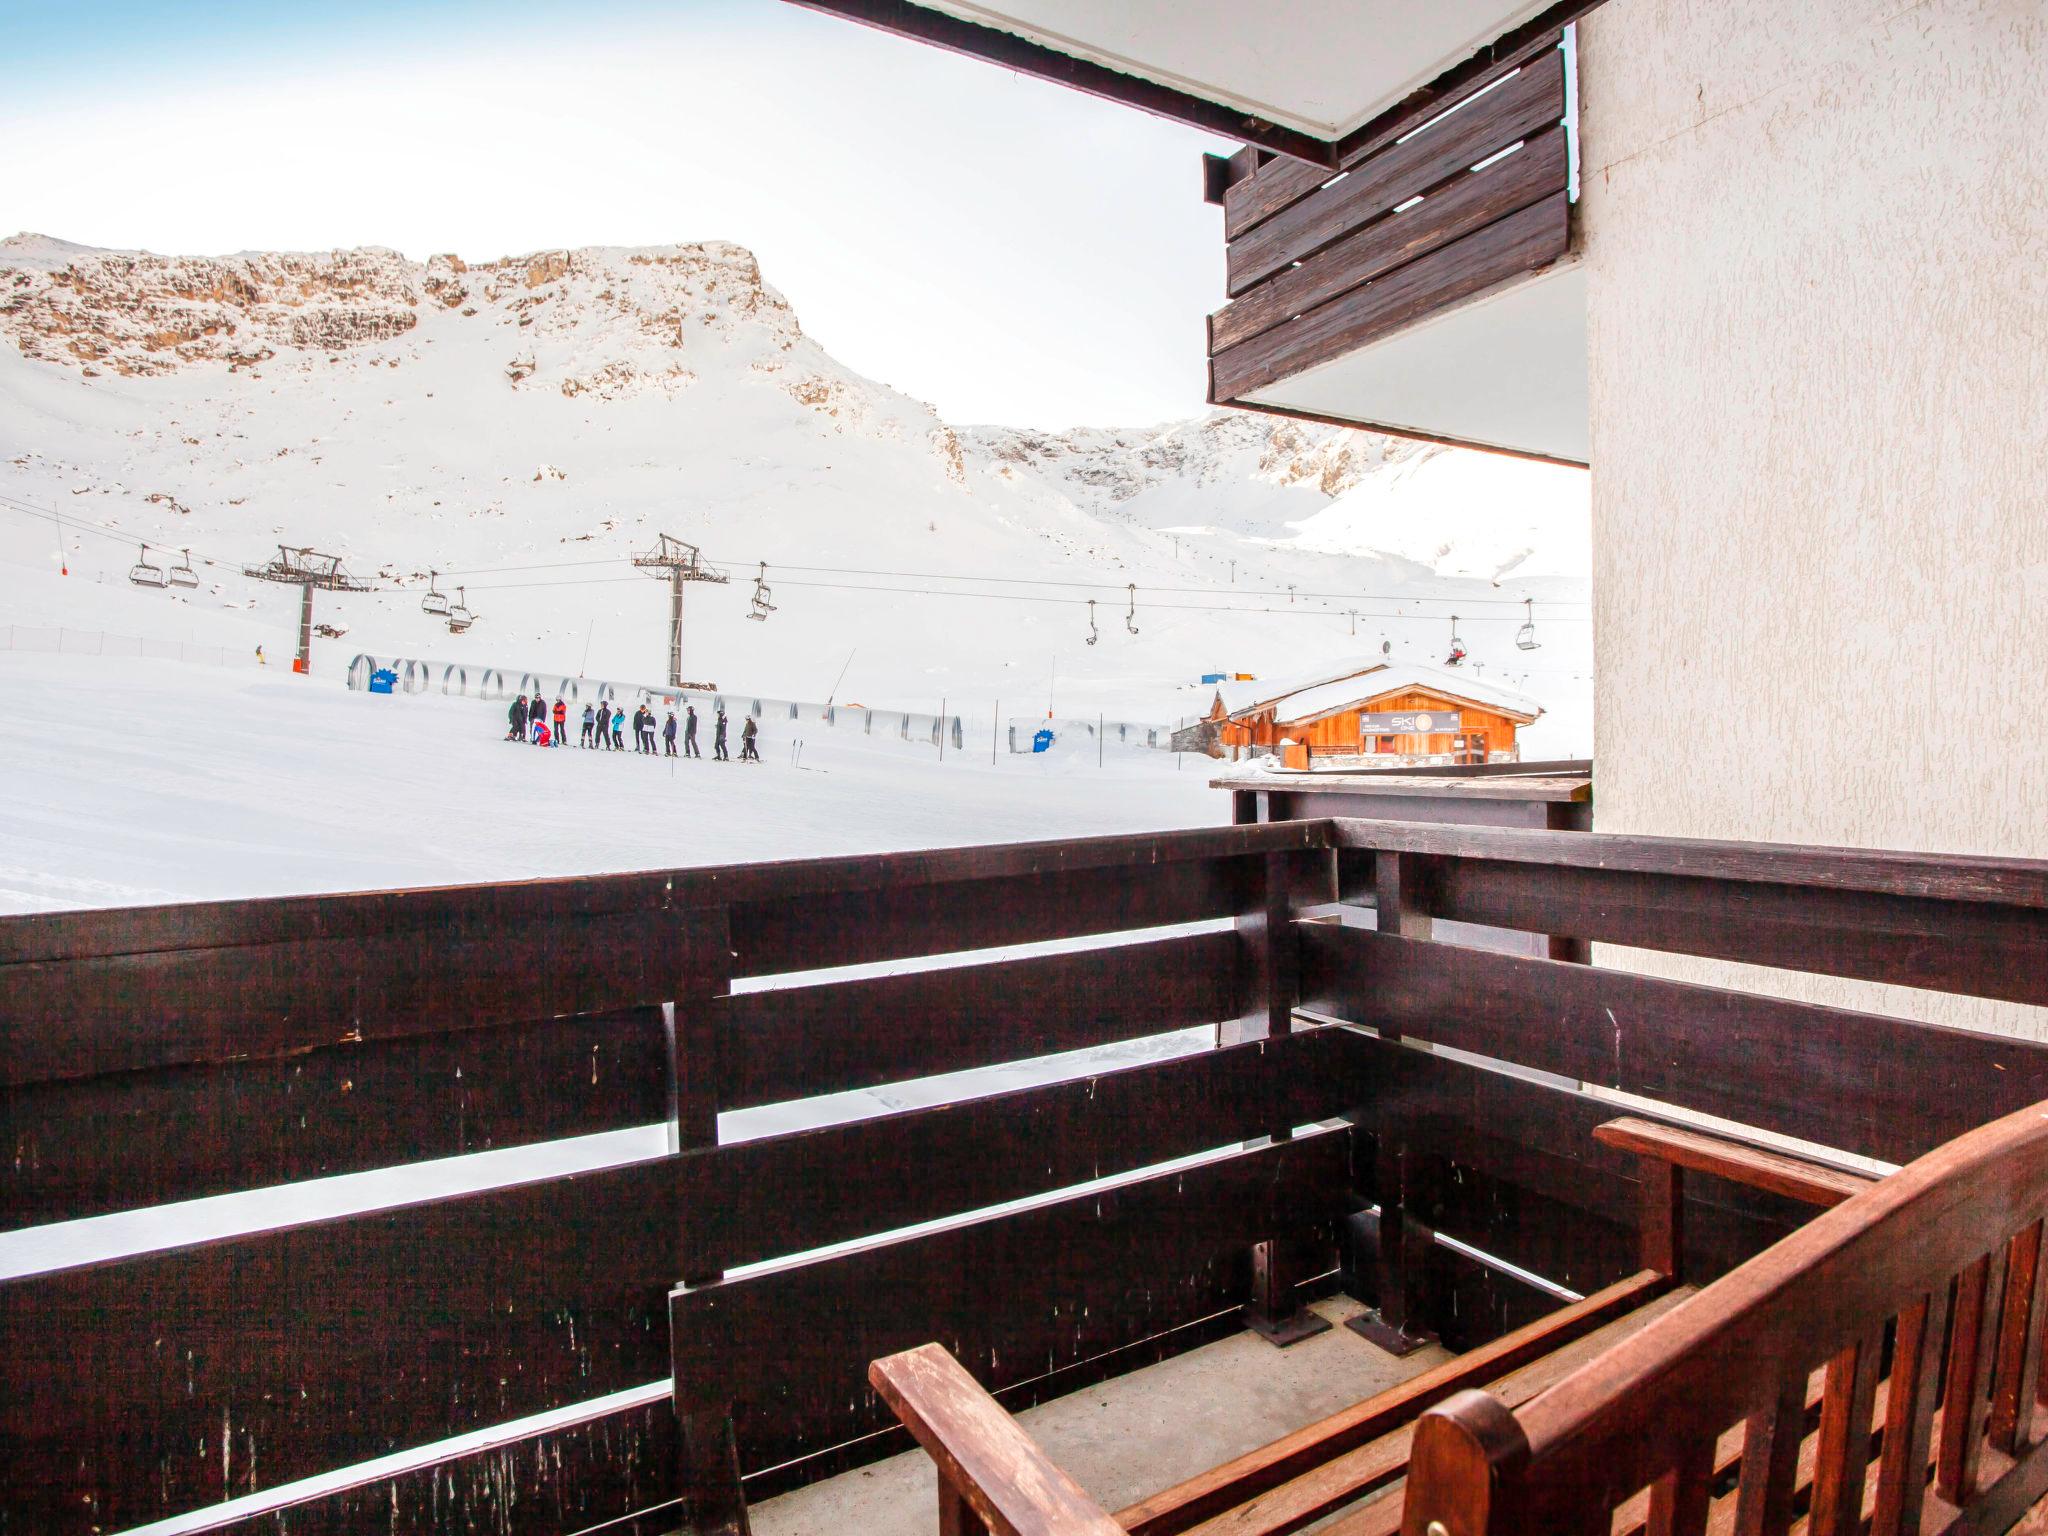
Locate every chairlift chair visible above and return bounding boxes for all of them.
[1516,598,1541,651]
[167,548,200,589]
[1124,584,1139,635]
[127,543,167,589]
[1085,599,1099,646]
[747,562,776,622]
[421,570,451,617]
[1446,615,1467,666]
[446,586,475,634]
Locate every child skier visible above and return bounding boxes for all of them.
[611,704,627,751]
[552,698,566,747]
[580,703,596,748]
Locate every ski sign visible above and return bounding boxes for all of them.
[1360,710,1461,735]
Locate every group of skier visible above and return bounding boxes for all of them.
[504,694,759,761]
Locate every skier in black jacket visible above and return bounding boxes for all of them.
[683,705,700,758]
[713,708,729,761]
[662,711,679,757]
[739,714,759,762]
[508,695,528,740]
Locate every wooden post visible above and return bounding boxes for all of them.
[1235,794,1333,1346]
[938,1480,990,1535]
[1348,851,1440,1355]
[668,904,753,1536]
[1637,1157,1683,1278]
[1348,1133,1440,1357]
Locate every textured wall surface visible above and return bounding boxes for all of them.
[1577,0,2048,1034]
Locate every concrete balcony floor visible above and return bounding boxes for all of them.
[750,1293,1448,1536]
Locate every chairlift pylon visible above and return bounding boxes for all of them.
[1085,599,1099,646]
[1516,598,1541,651]
[167,548,199,589]
[446,586,475,634]
[1124,584,1139,635]
[1446,614,1467,667]
[127,543,167,589]
[421,570,450,617]
[747,561,777,622]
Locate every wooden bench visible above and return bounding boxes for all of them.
[867,1107,2048,1535]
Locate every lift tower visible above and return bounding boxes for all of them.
[242,546,368,674]
[632,534,727,687]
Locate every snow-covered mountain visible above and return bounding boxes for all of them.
[0,234,1591,746]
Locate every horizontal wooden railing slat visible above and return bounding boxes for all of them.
[727,852,1258,977]
[0,1157,678,1536]
[0,1004,671,1228]
[0,905,700,1088]
[671,1131,1352,1479]
[717,929,1238,1109]
[0,822,1326,968]
[1218,30,1567,240]
[689,1028,1356,1271]
[1302,925,2048,1166]
[193,1395,678,1536]
[1209,192,1571,404]
[1330,818,2048,907]
[1211,124,1569,354]
[1223,49,1566,296]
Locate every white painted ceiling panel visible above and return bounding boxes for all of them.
[920,1,1564,137]
[1243,263,1588,464]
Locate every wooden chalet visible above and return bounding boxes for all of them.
[1209,662,1541,768]
[9,3,2042,1535]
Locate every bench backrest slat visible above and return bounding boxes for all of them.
[1405,1099,2048,1534]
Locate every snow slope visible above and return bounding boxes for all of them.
[0,653,1222,915]
[1,234,1592,757]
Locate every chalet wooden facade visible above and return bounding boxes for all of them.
[1207,662,1540,768]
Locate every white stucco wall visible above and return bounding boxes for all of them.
[1575,0,2048,1033]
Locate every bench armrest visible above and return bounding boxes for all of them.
[1594,1116,1878,1279]
[1594,1116,1876,1208]
[869,1344,1124,1536]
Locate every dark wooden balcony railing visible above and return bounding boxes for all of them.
[0,817,2043,1535]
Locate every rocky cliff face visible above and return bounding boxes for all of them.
[962,412,1422,518]
[0,233,1395,508]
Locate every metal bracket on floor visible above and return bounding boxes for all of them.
[1242,1238,1333,1348]
[1342,1205,1438,1358]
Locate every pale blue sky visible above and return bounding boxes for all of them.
[1,0,1238,428]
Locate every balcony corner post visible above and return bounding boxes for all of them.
[670,902,752,1535]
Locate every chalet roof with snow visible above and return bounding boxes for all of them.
[1209,659,1388,718]
[1237,661,1542,727]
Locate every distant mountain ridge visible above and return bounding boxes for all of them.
[0,233,1590,739]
